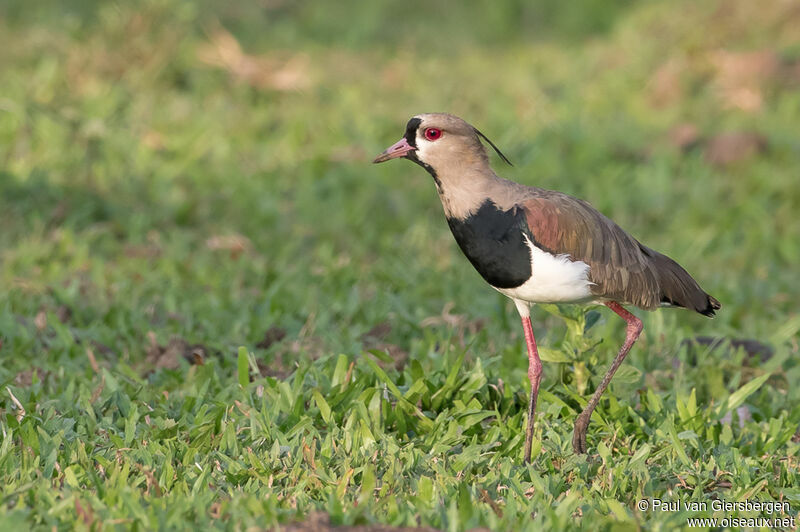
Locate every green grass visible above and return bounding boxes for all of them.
[1,0,799,529]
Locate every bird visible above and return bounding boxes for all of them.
[373,113,720,463]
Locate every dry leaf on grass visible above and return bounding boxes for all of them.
[709,49,780,112]
[255,355,294,380]
[124,244,162,259]
[668,123,701,152]
[145,332,212,372]
[74,498,96,528]
[647,58,686,108]
[197,27,310,91]
[205,234,252,259]
[55,305,72,324]
[420,302,486,335]
[704,132,767,166]
[141,130,166,151]
[256,326,288,350]
[419,302,487,355]
[360,322,393,343]
[34,310,47,331]
[14,368,47,387]
[360,322,409,370]
[281,511,438,532]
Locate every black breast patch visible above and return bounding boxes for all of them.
[446,200,532,289]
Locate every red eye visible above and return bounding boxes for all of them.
[424,128,442,141]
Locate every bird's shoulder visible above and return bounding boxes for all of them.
[498,184,645,270]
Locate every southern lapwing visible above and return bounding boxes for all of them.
[373,113,721,462]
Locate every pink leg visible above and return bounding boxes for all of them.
[522,316,543,464]
[572,301,643,454]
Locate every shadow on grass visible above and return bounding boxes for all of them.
[0,170,118,239]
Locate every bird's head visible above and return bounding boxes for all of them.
[372,113,511,174]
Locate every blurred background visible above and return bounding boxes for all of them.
[2,0,800,528]
[1,0,798,383]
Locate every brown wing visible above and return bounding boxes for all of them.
[521,191,719,314]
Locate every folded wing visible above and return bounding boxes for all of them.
[520,192,720,316]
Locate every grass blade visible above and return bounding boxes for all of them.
[238,346,250,388]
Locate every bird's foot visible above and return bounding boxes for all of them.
[572,414,589,454]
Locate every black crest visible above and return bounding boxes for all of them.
[473,128,513,166]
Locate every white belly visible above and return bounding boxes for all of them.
[495,235,594,304]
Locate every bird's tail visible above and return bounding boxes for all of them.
[649,248,721,317]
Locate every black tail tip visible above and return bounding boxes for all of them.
[699,295,722,318]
